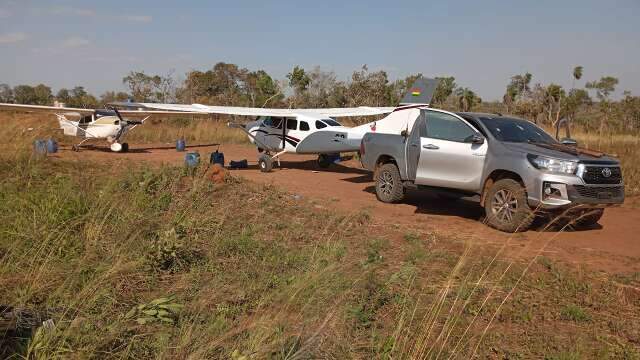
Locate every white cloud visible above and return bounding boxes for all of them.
[120,15,152,23]
[62,37,91,48]
[51,7,96,17]
[0,32,27,44]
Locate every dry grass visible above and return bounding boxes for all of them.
[0,153,638,358]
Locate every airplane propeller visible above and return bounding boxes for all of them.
[111,107,142,126]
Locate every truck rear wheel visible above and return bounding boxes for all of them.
[484,179,534,232]
[574,208,604,227]
[375,163,405,203]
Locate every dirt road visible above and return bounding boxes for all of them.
[55,143,640,274]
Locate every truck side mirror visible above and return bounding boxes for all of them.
[400,129,409,138]
[466,134,484,145]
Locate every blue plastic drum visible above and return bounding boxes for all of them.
[176,138,186,152]
[33,139,47,156]
[46,138,58,153]
[185,152,200,167]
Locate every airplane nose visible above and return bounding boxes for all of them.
[246,120,261,132]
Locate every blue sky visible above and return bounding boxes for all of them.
[1,0,638,101]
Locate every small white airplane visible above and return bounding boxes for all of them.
[0,103,205,152]
[114,77,440,171]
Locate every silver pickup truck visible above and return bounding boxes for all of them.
[360,109,625,232]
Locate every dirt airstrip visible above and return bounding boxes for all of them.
[51,142,640,274]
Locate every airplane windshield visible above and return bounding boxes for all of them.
[322,119,341,126]
[263,117,283,129]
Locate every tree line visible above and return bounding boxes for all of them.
[1,63,638,133]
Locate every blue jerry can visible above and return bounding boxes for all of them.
[210,151,225,166]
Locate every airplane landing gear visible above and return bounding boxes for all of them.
[258,154,273,172]
[110,142,123,152]
[317,154,331,168]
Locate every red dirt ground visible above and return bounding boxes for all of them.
[51,142,640,274]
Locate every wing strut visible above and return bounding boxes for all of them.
[282,118,286,150]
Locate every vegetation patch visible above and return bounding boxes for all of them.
[0,155,638,358]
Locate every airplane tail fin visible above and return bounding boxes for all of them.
[399,77,440,106]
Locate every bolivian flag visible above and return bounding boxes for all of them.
[411,88,421,96]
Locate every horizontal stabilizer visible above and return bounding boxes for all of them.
[400,77,440,105]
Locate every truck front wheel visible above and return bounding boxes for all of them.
[484,179,534,232]
[375,163,405,203]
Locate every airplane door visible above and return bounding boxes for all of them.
[283,118,299,151]
[415,110,487,191]
[259,117,286,150]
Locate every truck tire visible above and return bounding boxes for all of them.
[574,208,604,227]
[484,179,534,233]
[375,163,405,203]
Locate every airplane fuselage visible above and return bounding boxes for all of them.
[245,106,423,155]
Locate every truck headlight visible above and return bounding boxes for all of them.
[527,154,577,174]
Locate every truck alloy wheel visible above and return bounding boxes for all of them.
[375,163,405,203]
[484,179,534,232]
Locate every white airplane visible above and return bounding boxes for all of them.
[0,103,205,152]
[114,77,440,171]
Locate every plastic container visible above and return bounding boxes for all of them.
[210,150,225,166]
[33,139,47,156]
[176,138,186,152]
[46,138,58,153]
[184,152,200,167]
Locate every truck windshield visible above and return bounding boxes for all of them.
[480,117,557,144]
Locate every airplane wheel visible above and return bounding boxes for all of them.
[257,147,264,153]
[110,142,123,152]
[258,154,273,172]
[121,143,129,153]
[317,154,331,168]
[72,145,80,152]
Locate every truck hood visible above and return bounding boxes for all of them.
[500,142,619,164]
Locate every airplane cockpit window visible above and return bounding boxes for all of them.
[315,120,327,129]
[79,115,93,124]
[299,121,310,131]
[286,119,298,130]
[323,119,341,126]
[262,117,273,127]
[269,117,283,129]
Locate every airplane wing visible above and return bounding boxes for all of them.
[0,102,208,117]
[111,102,395,118]
[0,103,96,115]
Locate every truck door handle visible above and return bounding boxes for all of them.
[410,143,419,147]
[423,144,439,150]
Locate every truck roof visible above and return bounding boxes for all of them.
[455,112,528,122]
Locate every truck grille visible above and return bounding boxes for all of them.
[573,185,623,199]
[581,166,622,184]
